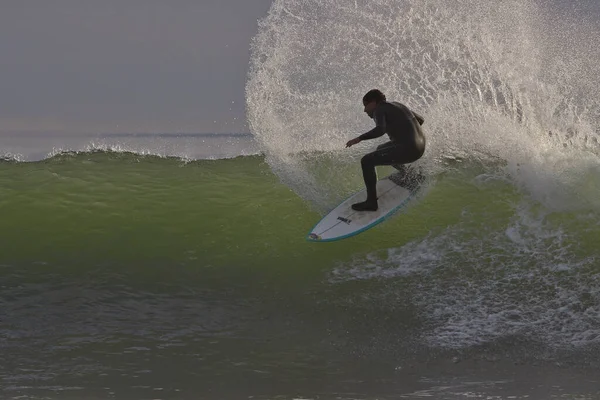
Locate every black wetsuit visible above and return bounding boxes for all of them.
[357,101,426,204]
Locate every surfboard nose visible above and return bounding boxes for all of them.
[307,233,322,241]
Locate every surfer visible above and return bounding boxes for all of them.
[345,89,426,211]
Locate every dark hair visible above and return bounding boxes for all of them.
[362,89,386,104]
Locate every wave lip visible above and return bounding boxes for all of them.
[0,152,24,162]
[0,133,260,163]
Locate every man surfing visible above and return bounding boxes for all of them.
[345,89,426,211]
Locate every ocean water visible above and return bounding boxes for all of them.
[3,0,600,399]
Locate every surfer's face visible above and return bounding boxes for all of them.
[363,100,376,118]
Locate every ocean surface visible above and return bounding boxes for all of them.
[3,0,600,399]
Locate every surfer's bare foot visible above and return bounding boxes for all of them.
[351,200,378,211]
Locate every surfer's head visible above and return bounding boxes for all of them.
[362,89,386,118]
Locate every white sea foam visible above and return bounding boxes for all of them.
[246,0,600,210]
[331,198,599,349]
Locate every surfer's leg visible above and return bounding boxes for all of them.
[389,164,409,185]
[352,142,401,211]
[383,144,425,189]
[353,143,423,211]
[351,153,378,211]
[389,164,424,190]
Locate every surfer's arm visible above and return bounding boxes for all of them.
[358,125,385,140]
[359,107,386,140]
[412,111,425,125]
[346,126,384,147]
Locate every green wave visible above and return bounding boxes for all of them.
[0,150,597,271]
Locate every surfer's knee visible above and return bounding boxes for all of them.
[361,153,375,168]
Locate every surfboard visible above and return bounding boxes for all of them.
[306,172,422,242]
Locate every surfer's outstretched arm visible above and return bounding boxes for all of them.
[359,126,385,140]
[346,126,385,147]
[347,102,387,147]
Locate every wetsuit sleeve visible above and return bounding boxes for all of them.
[359,107,386,140]
[359,126,385,140]
[412,110,425,125]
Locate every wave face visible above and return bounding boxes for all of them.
[0,152,286,265]
[3,151,600,353]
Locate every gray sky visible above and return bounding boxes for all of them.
[0,1,273,135]
[1,1,597,136]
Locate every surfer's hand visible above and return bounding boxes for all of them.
[346,137,361,148]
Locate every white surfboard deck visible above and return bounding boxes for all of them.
[306,174,420,242]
